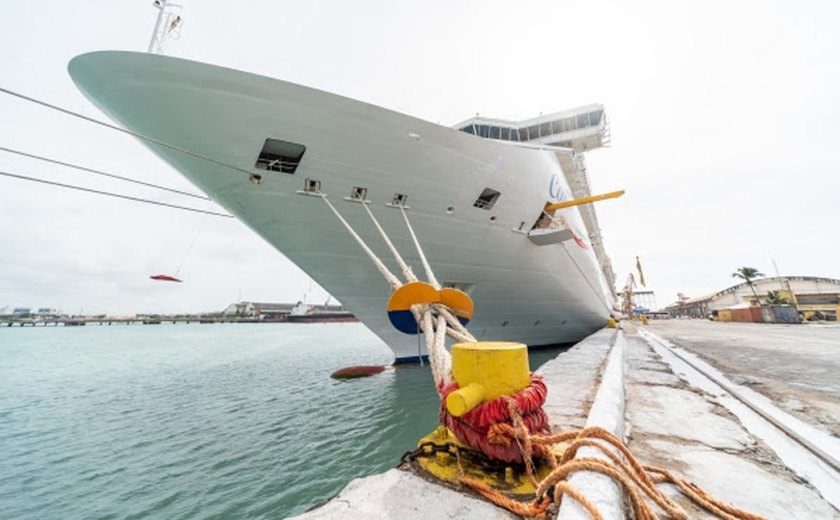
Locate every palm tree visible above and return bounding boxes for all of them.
[732,267,765,303]
[766,290,789,305]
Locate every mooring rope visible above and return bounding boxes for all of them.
[0,145,210,200]
[399,205,440,290]
[454,407,766,520]
[360,200,417,283]
[427,313,452,387]
[0,86,256,179]
[397,205,475,342]
[432,307,474,343]
[0,169,232,218]
[319,194,402,290]
[318,194,457,386]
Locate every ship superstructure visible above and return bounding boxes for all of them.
[452,108,615,293]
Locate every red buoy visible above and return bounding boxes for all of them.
[330,365,387,379]
[150,274,182,283]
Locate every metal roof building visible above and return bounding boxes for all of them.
[666,276,840,319]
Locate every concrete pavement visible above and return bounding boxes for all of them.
[643,319,840,437]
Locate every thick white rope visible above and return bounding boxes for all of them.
[414,307,452,387]
[431,313,451,385]
[320,195,402,290]
[435,304,477,342]
[360,201,417,282]
[410,305,453,387]
[322,194,455,387]
[400,206,441,290]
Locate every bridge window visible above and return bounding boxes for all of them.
[539,122,550,137]
[576,113,589,128]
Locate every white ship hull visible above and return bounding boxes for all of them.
[69,51,614,363]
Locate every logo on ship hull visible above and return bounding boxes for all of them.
[547,174,587,250]
[548,174,567,202]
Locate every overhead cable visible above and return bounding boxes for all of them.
[0,145,210,200]
[0,169,233,218]
[0,86,254,178]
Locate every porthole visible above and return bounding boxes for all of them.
[446,206,455,215]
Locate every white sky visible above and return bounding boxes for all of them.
[1,0,838,315]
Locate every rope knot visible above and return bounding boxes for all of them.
[487,423,515,446]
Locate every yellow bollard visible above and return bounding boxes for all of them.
[416,341,554,494]
[445,341,530,417]
[607,317,618,328]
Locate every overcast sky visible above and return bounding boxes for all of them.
[1,0,838,315]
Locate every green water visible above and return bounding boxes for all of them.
[0,323,566,518]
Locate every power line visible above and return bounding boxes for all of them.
[0,86,255,178]
[0,145,210,200]
[0,169,233,218]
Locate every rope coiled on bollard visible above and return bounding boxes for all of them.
[438,375,551,463]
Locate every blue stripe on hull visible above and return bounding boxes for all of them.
[393,354,430,365]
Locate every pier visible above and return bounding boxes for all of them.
[1,316,287,327]
[292,321,840,519]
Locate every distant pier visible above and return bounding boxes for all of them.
[2,316,290,327]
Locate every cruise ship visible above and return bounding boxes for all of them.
[69,51,617,363]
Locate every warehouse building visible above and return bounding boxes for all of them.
[666,276,840,320]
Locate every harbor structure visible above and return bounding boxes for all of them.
[222,301,354,321]
[666,275,840,319]
[222,301,295,319]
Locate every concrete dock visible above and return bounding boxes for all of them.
[642,320,840,437]
[292,322,840,519]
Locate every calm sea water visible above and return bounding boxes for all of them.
[0,323,566,519]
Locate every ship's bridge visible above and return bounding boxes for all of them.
[453,103,609,152]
